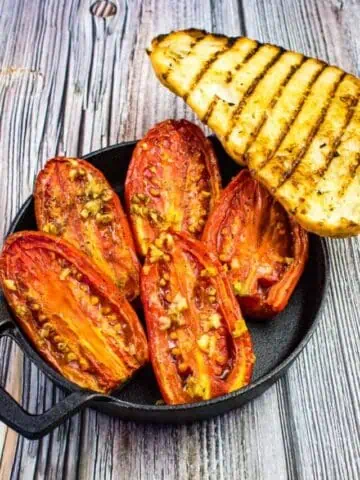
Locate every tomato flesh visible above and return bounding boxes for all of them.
[203,169,309,318]
[35,157,140,299]
[0,232,148,393]
[125,120,222,256]
[141,231,255,405]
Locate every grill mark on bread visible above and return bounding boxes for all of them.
[241,56,306,159]
[338,153,360,197]
[285,86,359,214]
[256,62,327,171]
[315,93,360,179]
[275,72,347,190]
[162,33,206,82]
[183,37,236,101]
[202,42,261,124]
[224,48,285,142]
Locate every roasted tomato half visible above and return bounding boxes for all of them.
[141,231,255,405]
[0,232,148,393]
[35,157,140,300]
[202,169,309,318]
[125,119,222,256]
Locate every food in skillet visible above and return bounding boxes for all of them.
[148,29,360,238]
[141,231,255,405]
[35,157,140,300]
[0,232,148,393]
[203,170,309,318]
[125,119,221,256]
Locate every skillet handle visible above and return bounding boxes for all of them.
[0,301,108,439]
[0,384,104,439]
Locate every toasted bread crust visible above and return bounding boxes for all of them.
[149,29,360,237]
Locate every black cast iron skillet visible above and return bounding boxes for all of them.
[0,136,329,439]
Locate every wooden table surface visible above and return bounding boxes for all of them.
[0,0,359,478]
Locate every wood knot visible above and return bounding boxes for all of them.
[90,1,117,18]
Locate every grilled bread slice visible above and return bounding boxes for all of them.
[148,29,360,237]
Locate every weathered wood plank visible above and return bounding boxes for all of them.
[0,0,359,479]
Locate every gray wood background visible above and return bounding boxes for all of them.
[0,0,359,478]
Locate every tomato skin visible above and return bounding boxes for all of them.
[140,231,255,405]
[125,119,222,256]
[35,157,140,300]
[202,169,309,319]
[0,232,148,393]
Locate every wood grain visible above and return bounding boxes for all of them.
[0,0,359,479]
